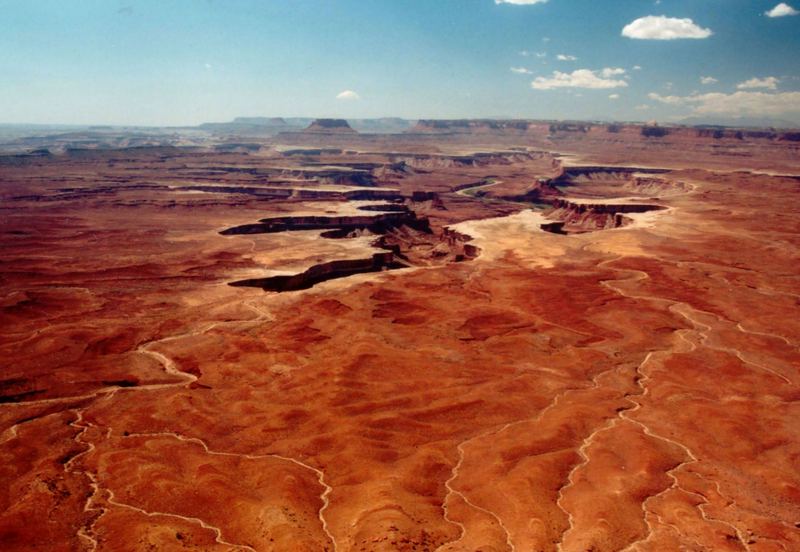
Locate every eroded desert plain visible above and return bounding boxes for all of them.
[2,120,800,551]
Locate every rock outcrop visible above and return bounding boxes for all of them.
[408,119,534,134]
[230,252,405,292]
[542,199,665,233]
[391,151,547,170]
[304,119,357,134]
[221,205,478,291]
[220,212,427,236]
[552,166,670,184]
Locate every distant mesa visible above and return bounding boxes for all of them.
[198,117,300,135]
[407,119,539,134]
[304,119,357,134]
[233,117,288,126]
[349,117,415,133]
[196,117,413,136]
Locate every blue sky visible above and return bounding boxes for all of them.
[1,0,799,125]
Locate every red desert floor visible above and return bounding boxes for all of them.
[1,127,799,551]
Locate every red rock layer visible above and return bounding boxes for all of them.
[1,140,799,551]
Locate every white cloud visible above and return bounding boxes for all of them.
[609,94,620,100]
[647,90,800,116]
[336,90,361,100]
[691,92,800,116]
[601,67,626,78]
[635,104,651,111]
[633,65,643,70]
[700,76,718,85]
[520,50,547,58]
[622,15,712,39]
[648,92,684,105]
[511,67,533,74]
[737,76,779,90]
[765,3,799,17]
[556,54,577,61]
[531,68,628,90]
[495,0,548,4]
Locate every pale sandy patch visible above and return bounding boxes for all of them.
[450,210,569,267]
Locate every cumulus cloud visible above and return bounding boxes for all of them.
[495,0,548,4]
[765,3,799,17]
[601,67,626,78]
[556,54,577,61]
[737,76,779,90]
[647,90,800,116]
[531,68,628,90]
[700,76,718,85]
[336,90,361,100]
[691,92,800,116]
[622,15,712,39]
[648,92,684,105]
[609,94,620,100]
[633,65,643,70]
[511,67,533,74]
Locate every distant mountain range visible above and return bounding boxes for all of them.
[196,117,416,135]
[3,115,797,140]
[678,115,799,130]
[2,115,798,156]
